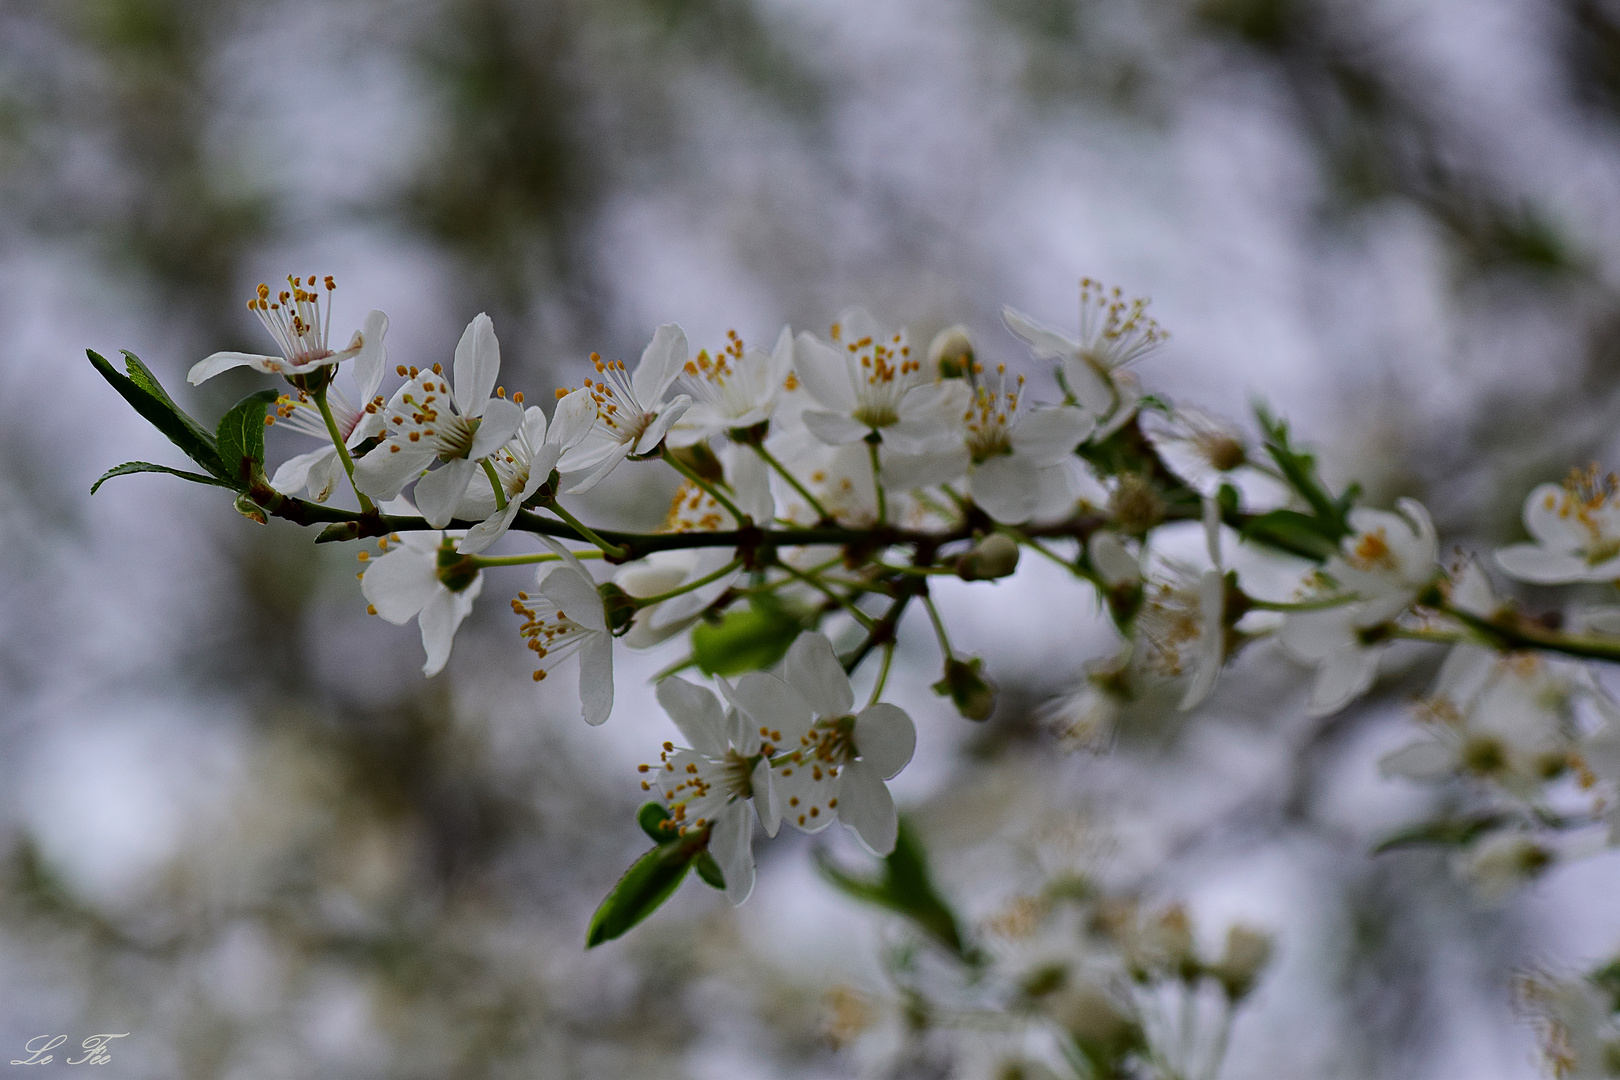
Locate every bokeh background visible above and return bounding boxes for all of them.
[5,0,1620,1075]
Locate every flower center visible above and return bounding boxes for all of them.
[964,364,1024,463]
[247,274,337,365]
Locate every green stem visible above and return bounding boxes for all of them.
[868,438,888,525]
[630,558,744,608]
[778,561,875,630]
[1438,600,1620,664]
[662,446,751,525]
[867,642,895,706]
[313,385,374,513]
[1245,593,1357,612]
[472,550,603,568]
[753,442,832,522]
[1388,627,1464,645]
[481,459,508,511]
[542,499,630,559]
[922,594,954,659]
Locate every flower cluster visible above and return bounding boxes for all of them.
[90,268,1620,1041]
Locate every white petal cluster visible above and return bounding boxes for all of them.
[512,540,614,725]
[556,325,694,492]
[1497,468,1620,584]
[359,499,482,678]
[190,275,387,385]
[1279,499,1438,716]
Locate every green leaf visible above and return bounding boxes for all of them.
[586,843,696,948]
[815,818,973,962]
[1253,401,1352,539]
[87,350,227,480]
[1240,509,1343,561]
[691,598,804,677]
[693,851,726,890]
[215,389,279,486]
[637,802,678,845]
[90,461,232,495]
[1370,814,1506,855]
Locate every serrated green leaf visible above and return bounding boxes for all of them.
[691,599,804,677]
[215,389,279,486]
[87,350,228,480]
[693,851,726,890]
[637,802,678,845]
[1240,509,1343,561]
[90,461,232,495]
[586,843,695,947]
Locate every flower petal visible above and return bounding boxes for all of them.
[579,633,615,725]
[537,564,607,635]
[632,324,688,405]
[1001,306,1078,362]
[854,703,915,779]
[354,310,389,394]
[353,443,435,502]
[1306,643,1381,716]
[1380,740,1458,781]
[752,756,781,838]
[1009,406,1094,465]
[564,441,633,494]
[452,313,500,416]
[971,455,1040,524]
[417,574,481,677]
[456,502,521,555]
[1522,482,1588,551]
[468,397,524,460]
[632,396,693,455]
[784,632,855,718]
[656,677,729,759]
[711,800,756,906]
[836,760,898,855]
[728,672,813,734]
[270,446,337,499]
[186,351,285,384]
[792,332,858,413]
[549,386,597,450]
[802,410,871,445]
[1495,544,1603,584]
[413,457,478,528]
[361,545,441,623]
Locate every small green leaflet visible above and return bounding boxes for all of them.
[86,350,228,481]
[215,389,280,487]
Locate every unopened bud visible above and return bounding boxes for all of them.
[234,493,268,525]
[1211,925,1273,1000]
[597,582,638,635]
[928,324,974,379]
[956,533,1020,581]
[933,656,997,721]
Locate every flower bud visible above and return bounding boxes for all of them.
[933,656,997,721]
[1211,924,1273,1000]
[956,533,1020,581]
[928,324,975,379]
[233,493,268,525]
[1107,475,1165,537]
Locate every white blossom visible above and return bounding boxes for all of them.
[1140,406,1249,497]
[792,308,968,454]
[267,336,388,501]
[646,677,785,904]
[557,325,694,493]
[188,275,387,385]
[724,632,916,854]
[513,539,614,725]
[666,326,794,445]
[1497,469,1620,584]
[1279,499,1438,716]
[1002,279,1166,439]
[352,313,524,527]
[359,499,481,678]
[883,363,1093,524]
[455,389,596,554]
[1381,645,1583,794]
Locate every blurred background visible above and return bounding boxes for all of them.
[5,0,1620,1075]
